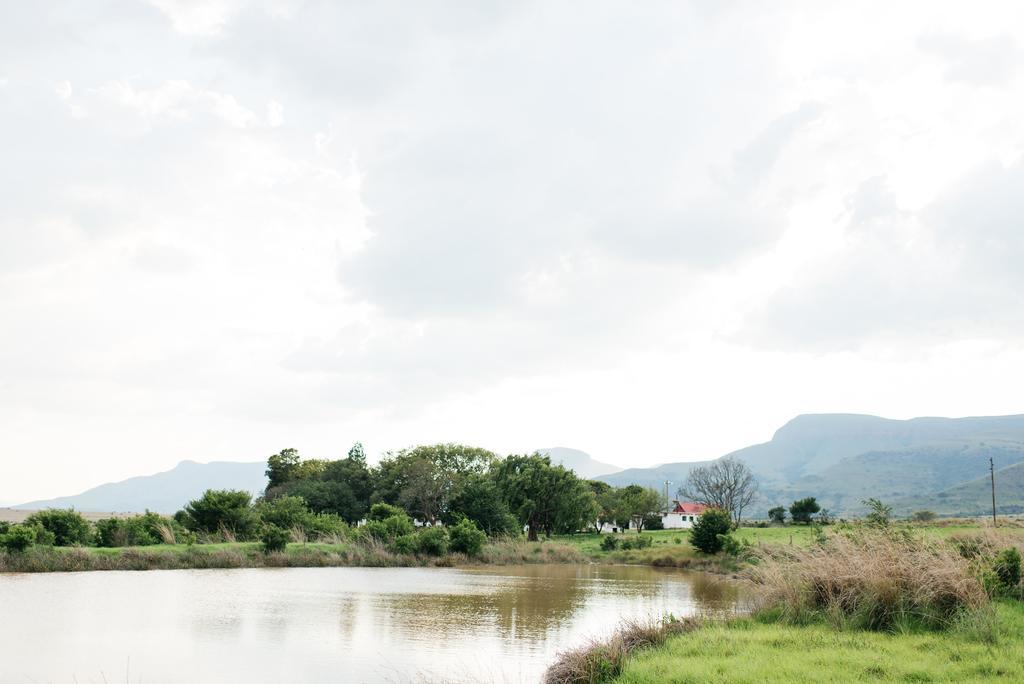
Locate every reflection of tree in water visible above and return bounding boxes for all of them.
[375,565,745,644]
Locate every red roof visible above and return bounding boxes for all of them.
[671,501,708,514]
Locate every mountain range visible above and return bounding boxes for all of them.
[15,413,1024,517]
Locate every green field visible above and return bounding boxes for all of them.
[615,601,1024,683]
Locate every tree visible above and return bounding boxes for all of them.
[444,473,520,536]
[372,444,497,524]
[266,448,301,489]
[679,457,758,525]
[912,510,937,523]
[587,480,615,531]
[492,453,595,541]
[862,498,891,527]
[768,506,786,524]
[183,489,258,537]
[789,497,821,525]
[689,508,732,554]
[618,485,663,532]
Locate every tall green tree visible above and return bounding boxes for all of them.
[265,448,301,488]
[617,485,664,532]
[492,453,596,541]
[372,444,496,524]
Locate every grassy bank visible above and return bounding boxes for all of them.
[0,537,584,573]
[614,601,1024,683]
[546,527,1024,683]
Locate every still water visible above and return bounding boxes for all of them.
[0,564,744,683]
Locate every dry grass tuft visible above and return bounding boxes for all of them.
[543,617,700,684]
[749,528,988,631]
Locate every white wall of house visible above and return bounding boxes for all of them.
[661,512,700,529]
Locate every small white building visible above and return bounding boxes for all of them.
[660,501,708,529]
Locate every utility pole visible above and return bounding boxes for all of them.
[990,457,997,527]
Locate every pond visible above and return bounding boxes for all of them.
[0,564,746,683]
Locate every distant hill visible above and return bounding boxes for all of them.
[598,414,1024,517]
[18,460,267,514]
[893,461,1024,516]
[597,460,716,490]
[539,447,622,479]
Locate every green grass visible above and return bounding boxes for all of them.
[614,602,1024,683]
[555,525,1024,565]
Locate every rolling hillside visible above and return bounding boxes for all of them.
[18,460,267,514]
[599,414,1024,517]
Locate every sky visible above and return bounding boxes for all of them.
[3,1,1024,503]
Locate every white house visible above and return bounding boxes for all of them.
[660,501,708,529]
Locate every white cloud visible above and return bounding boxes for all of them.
[4,1,1024,501]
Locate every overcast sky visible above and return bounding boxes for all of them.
[3,1,1024,503]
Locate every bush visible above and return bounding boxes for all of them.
[415,526,449,556]
[449,519,486,556]
[642,514,664,531]
[912,510,937,523]
[993,547,1022,593]
[184,490,259,539]
[256,495,312,530]
[360,513,414,542]
[368,503,406,522]
[1,524,37,552]
[689,508,732,554]
[863,498,892,527]
[392,534,418,554]
[95,518,155,547]
[305,513,349,540]
[24,509,93,546]
[260,524,290,553]
[600,535,619,551]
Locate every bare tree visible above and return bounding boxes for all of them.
[678,457,758,526]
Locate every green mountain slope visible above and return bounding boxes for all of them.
[600,414,1024,516]
[893,461,1024,516]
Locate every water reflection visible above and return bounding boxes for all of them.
[0,564,745,683]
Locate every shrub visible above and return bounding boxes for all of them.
[641,514,664,531]
[256,495,312,530]
[689,508,732,554]
[360,514,413,542]
[23,509,93,546]
[768,506,786,524]
[416,526,449,556]
[600,535,619,551]
[993,547,1022,593]
[95,518,155,547]
[260,524,290,553]
[1,524,37,552]
[184,490,259,539]
[392,534,417,555]
[305,513,349,540]
[863,498,892,527]
[449,519,486,556]
[913,510,937,523]
[368,503,406,522]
